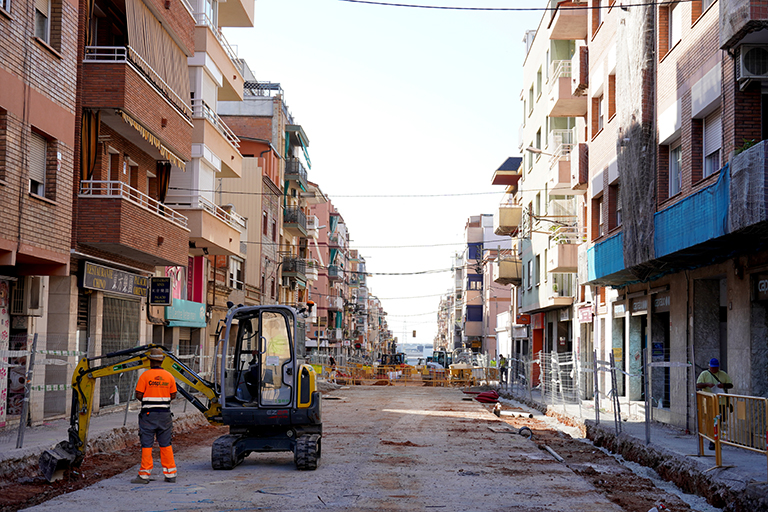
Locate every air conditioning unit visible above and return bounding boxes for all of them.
[10,276,44,316]
[740,45,768,80]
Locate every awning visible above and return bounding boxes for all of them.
[119,110,186,170]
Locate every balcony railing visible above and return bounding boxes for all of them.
[84,46,192,119]
[191,99,240,148]
[548,127,577,169]
[328,232,341,248]
[285,158,308,184]
[167,195,245,231]
[281,256,307,275]
[193,12,240,68]
[549,225,586,244]
[548,60,572,93]
[328,264,342,280]
[79,180,188,229]
[283,206,307,230]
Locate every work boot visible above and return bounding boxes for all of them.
[131,477,149,484]
[165,477,176,483]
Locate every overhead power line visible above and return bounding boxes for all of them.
[168,186,499,198]
[339,0,691,10]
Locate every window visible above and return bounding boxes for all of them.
[669,2,681,50]
[534,255,540,286]
[262,211,268,236]
[271,219,277,242]
[669,142,682,196]
[703,109,721,177]
[609,184,621,230]
[544,249,548,281]
[468,242,482,260]
[261,272,265,295]
[1,0,9,13]
[35,0,50,42]
[536,128,541,150]
[468,274,482,290]
[608,75,616,119]
[536,68,542,99]
[702,0,715,12]
[592,195,604,240]
[270,278,275,299]
[527,259,533,289]
[535,192,541,216]
[592,0,602,35]
[29,131,47,196]
[597,94,604,132]
[528,86,534,115]
[228,257,243,290]
[467,305,482,322]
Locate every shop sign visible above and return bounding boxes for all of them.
[755,274,768,301]
[532,313,544,329]
[578,306,593,323]
[630,296,648,316]
[149,277,172,306]
[652,342,665,362]
[613,301,626,318]
[612,347,623,361]
[653,292,671,313]
[516,314,531,325]
[165,298,206,328]
[559,308,571,322]
[81,262,148,298]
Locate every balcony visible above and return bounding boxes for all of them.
[191,99,242,178]
[166,196,243,256]
[546,274,575,307]
[464,321,482,337]
[283,206,307,238]
[548,61,588,118]
[548,0,588,40]
[547,128,580,196]
[77,181,189,267]
[494,252,523,286]
[328,264,343,281]
[82,47,191,164]
[193,12,243,101]
[285,158,308,190]
[281,256,307,282]
[328,296,343,311]
[328,232,341,249]
[305,259,320,281]
[720,0,767,49]
[327,328,343,342]
[548,242,580,273]
[307,215,321,239]
[495,204,523,236]
[570,143,588,192]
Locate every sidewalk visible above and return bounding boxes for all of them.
[0,400,207,481]
[500,383,768,511]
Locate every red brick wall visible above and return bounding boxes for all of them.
[77,197,189,267]
[143,0,195,56]
[81,62,192,161]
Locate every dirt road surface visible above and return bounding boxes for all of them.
[13,386,694,512]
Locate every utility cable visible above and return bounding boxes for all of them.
[340,0,693,10]
[168,186,501,198]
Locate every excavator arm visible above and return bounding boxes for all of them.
[39,345,221,482]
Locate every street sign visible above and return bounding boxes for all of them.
[149,277,172,306]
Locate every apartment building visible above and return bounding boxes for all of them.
[516,3,590,392]
[307,198,353,356]
[0,0,79,425]
[460,214,511,355]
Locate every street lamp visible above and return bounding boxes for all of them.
[525,146,554,157]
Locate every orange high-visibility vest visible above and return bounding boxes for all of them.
[136,368,177,410]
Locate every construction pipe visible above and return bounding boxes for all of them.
[544,445,564,463]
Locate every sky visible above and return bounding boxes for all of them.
[225,0,546,349]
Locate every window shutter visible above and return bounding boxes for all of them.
[29,132,47,186]
[704,109,722,157]
[35,0,48,15]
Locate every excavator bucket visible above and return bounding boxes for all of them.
[39,441,78,482]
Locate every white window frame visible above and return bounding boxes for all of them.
[228,257,243,290]
[1,0,10,13]
[29,131,47,197]
[669,2,682,50]
[34,0,50,43]
[669,142,682,196]
[703,109,722,178]
[597,94,604,132]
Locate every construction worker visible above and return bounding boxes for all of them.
[132,347,178,484]
[696,358,733,450]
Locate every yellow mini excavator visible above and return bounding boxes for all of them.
[40,305,322,482]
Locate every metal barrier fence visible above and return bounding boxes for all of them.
[312,363,500,388]
[697,391,768,477]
